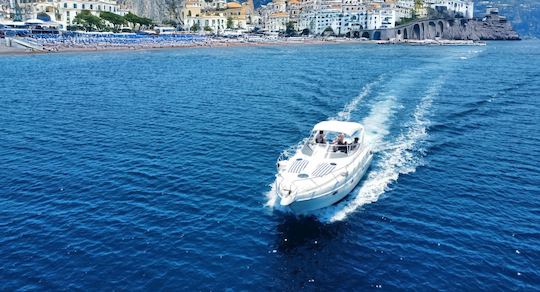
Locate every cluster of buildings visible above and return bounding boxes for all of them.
[176,0,474,35]
[257,0,474,35]
[0,0,475,35]
[0,0,126,30]
[179,0,256,32]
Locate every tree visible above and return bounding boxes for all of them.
[285,21,296,36]
[124,12,138,24]
[191,23,201,31]
[124,12,153,30]
[73,10,104,31]
[163,19,179,27]
[100,11,126,31]
[204,26,213,32]
[138,16,153,27]
[414,0,424,18]
[226,17,234,29]
[322,26,334,36]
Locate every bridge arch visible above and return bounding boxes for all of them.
[428,21,436,38]
[413,23,421,40]
[438,21,445,37]
[373,31,381,40]
[403,28,408,39]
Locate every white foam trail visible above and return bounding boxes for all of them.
[319,79,444,223]
[265,182,280,208]
[361,96,398,149]
[335,75,385,121]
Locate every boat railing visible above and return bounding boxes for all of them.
[277,140,360,168]
[276,138,309,170]
[309,141,362,157]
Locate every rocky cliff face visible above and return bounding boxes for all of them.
[445,17,520,41]
[475,0,540,37]
[118,0,183,22]
[376,15,519,42]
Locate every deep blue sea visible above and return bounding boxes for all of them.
[1,41,539,290]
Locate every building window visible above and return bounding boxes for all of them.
[73,3,77,8]
[63,3,67,8]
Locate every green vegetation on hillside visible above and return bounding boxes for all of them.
[69,11,153,32]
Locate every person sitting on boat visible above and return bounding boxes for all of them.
[333,133,348,152]
[315,130,326,144]
[350,137,360,152]
[334,133,345,144]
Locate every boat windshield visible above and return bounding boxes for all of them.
[301,130,363,157]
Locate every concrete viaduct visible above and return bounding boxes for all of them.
[346,18,461,41]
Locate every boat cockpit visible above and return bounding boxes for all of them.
[301,129,365,159]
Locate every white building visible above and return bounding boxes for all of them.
[266,11,288,32]
[12,0,123,29]
[426,0,474,19]
[393,0,414,22]
[258,0,287,31]
[180,0,254,33]
[1,3,12,21]
[258,0,472,35]
[299,7,395,35]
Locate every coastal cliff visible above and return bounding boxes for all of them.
[362,12,520,42]
[444,16,520,41]
[118,0,182,22]
[474,0,540,38]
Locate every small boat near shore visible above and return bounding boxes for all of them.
[275,121,373,214]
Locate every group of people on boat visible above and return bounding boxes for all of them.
[315,130,359,153]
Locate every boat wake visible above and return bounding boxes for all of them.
[266,69,445,222]
[317,78,444,222]
[335,74,386,122]
[265,47,483,222]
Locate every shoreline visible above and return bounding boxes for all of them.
[0,37,486,56]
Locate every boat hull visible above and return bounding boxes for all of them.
[281,153,372,214]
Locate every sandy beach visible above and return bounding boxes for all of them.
[0,35,483,56]
[0,41,35,55]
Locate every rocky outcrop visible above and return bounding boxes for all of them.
[444,17,520,41]
[474,0,540,38]
[353,13,520,42]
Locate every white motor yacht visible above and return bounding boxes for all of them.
[275,121,373,214]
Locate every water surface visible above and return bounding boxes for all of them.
[1,41,539,290]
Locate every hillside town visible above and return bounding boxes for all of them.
[0,0,474,35]
[1,0,521,55]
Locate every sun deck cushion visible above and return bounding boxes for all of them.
[311,163,336,177]
[288,159,309,173]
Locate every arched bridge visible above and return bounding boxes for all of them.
[348,18,464,41]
